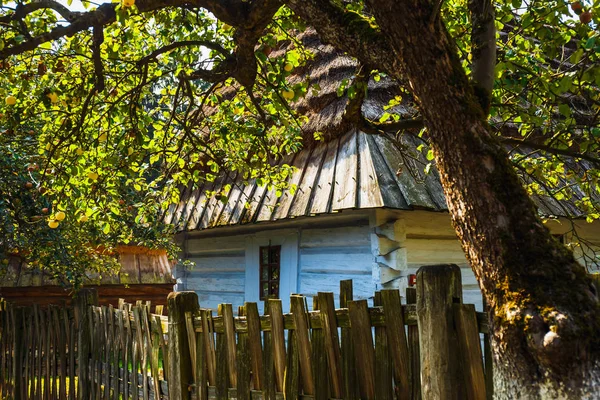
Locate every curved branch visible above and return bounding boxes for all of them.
[0,0,81,24]
[0,0,254,60]
[137,40,229,65]
[362,116,600,166]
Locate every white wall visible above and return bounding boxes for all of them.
[299,225,375,309]
[184,236,247,311]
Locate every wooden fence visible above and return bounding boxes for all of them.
[0,264,492,400]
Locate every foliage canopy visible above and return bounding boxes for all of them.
[0,0,599,285]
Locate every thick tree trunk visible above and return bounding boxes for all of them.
[362,1,600,397]
[292,0,600,397]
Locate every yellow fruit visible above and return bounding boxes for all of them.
[5,95,17,106]
[47,92,59,103]
[98,133,107,142]
[282,89,295,100]
[79,215,89,222]
[76,148,84,156]
[55,211,66,221]
[122,0,135,7]
[48,220,59,229]
[88,172,99,180]
[284,63,293,72]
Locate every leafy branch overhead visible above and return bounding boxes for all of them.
[0,0,599,283]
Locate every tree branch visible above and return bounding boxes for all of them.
[92,25,105,92]
[361,116,600,166]
[0,0,256,60]
[286,0,396,76]
[137,40,229,65]
[469,0,496,114]
[0,0,82,24]
[501,137,600,166]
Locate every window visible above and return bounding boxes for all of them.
[259,245,281,300]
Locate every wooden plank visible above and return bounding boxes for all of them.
[288,141,328,218]
[348,300,376,400]
[416,265,464,400]
[290,295,314,395]
[196,310,209,400]
[380,290,410,400]
[454,304,487,400]
[309,138,340,214]
[357,131,385,208]
[317,293,342,399]
[311,297,328,400]
[267,299,286,393]
[284,330,300,400]
[332,130,358,211]
[236,306,251,400]
[91,306,100,400]
[149,314,162,399]
[339,280,357,400]
[273,147,313,220]
[245,302,264,391]
[263,302,276,400]
[23,309,31,400]
[167,292,200,400]
[13,308,23,400]
[34,305,42,400]
[121,304,133,400]
[215,320,229,400]
[201,309,217,386]
[368,134,433,209]
[76,289,98,400]
[116,309,126,400]
[186,311,198,379]
[406,288,421,400]
[220,304,238,387]
[132,306,149,400]
[69,310,76,400]
[103,306,111,400]
[373,293,393,400]
[57,306,68,400]
[154,313,169,378]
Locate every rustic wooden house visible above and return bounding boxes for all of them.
[0,245,175,306]
[166,29,600,313]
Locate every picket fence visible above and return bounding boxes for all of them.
[0,264,492,400]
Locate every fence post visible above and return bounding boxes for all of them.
[75,288,98,400]
[168,291,200,400]
[416,264,464,400]
[12,307,23,400]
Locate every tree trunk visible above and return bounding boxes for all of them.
[365,1,600,397]
[299,1,600,397]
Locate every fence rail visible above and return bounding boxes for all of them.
[1,264,492,400]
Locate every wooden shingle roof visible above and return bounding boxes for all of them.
[165,129,443,232]
[164,28,597,233]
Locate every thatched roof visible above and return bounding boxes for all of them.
[165,28,598,233]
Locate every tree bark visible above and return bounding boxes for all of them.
[291,0,600,397]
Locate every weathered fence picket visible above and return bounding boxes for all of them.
[0,264,502,400]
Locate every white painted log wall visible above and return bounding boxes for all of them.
[299,225,375,308]
[184,236,247,311]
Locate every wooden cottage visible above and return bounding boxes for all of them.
[0,245,175,307]
[166,29,600,313]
